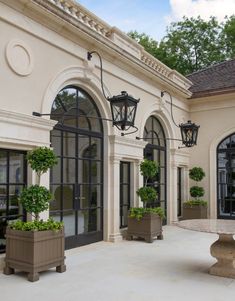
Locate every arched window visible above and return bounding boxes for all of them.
[144,116,167,218]
[50,86,103,249]
[217,133,235,219]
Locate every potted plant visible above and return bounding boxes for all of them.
[127,159,165,243]
[182,166,207,219]
[3,147,66,282]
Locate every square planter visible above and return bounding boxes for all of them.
[126,213,163,243]
[182,204,207,220]
[3,227,66,282]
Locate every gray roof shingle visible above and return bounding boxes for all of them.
[187,59,235,98]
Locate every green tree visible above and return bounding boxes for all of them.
[128,31,159,57]
[128,16,232,75]
[158,16,226,75]
[223,15,235,58]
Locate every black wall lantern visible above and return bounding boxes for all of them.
[108,91,139,131]
[87,51,139,134]
[161,91,200,147]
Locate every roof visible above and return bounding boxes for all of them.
[187,59,235,98]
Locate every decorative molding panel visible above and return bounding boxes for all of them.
[5,39,34,76]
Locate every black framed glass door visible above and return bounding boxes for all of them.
[217,134,235,219]
[0,149,27,253]
[50,86,103,249]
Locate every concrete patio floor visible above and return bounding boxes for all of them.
[1,225,235,301]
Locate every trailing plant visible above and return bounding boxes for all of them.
[9,218,63,231]
[184,200,207,207]
[129,207,165,221]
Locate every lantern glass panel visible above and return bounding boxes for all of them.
[112,102,125,123]
[127,104,135,123]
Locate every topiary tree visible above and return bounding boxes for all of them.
[136,159,159,208]
[20,147,58,221]
[188,166,206,204]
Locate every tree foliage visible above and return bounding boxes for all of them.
[223,15,235,58]
[128,15,235,75]
[189,167,205,182]
[20,147,58,221]
[20,185,52,221]
[27,147,58,179]
[136,159,159,207]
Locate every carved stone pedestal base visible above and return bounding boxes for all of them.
[210,234,235,279]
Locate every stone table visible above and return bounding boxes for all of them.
[177,219,235,279]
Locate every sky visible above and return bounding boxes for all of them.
[77,0,235,41]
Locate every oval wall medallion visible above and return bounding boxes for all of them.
[5,39,34,76]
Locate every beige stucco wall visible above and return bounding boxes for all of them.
[190,93,235,218]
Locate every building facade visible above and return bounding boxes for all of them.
[0,0,234,267]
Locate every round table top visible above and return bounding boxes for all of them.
[177,219,235,235]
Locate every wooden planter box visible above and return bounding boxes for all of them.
[182,204,207,220]
[3,227,66,282]
[126,213,163,243]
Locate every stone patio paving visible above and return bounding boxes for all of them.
[1,225,235,301]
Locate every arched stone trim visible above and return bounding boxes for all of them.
[41,64,113,136]
[209,126,235,219]
[138,101,178,150]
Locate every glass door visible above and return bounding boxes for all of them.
[50,86,103,249]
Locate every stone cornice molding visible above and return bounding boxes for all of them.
[7,0,192,97]
[0,109,57,130]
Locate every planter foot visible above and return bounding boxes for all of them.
[28,272,39,282]
[126,235,133,241]
[3,265,15,275]
[56,264,66,273]
[145,236,153,243]
[157,234,163,240]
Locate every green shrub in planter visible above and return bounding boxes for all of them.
[189,167,205,182]
[190,186,205,198]
[10,147,62,229]
[184,200,207,207]
[4,147,66,282]
[189,166,206,202]
[130,159,164,218]
[136,187,157,203]
[183,166,207,220]
[129,207,165,221]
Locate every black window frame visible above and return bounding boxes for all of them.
[217,133,235,219]
[0,149,27,253]
[120,161,131,228]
